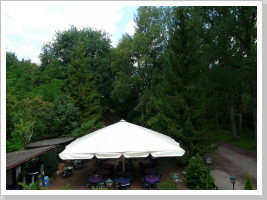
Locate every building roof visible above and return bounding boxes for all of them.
[24,137,74,149]
[102,111,122,126]
[6,145,56,170]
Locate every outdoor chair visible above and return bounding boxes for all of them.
[141,177,150,189]
[72,160,79,170]
[115,182,120,190]
[97,181,105,188]
[158,174,162,181]
[87,181,93,189]
[151,181,160,190]
[61,166,73,178]
[120,183,130,190]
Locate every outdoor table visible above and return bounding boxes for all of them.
[114,177,130,185]
[88,175,103,184]
[63,165,73,173]
[145,175,159,184]
[96,169,111,176]
[145,174,160,189]
[144,168,158,175]
[62,165,73,177]
[100,163,114,169]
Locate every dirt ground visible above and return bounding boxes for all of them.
[46,140,257,191]
[47,156,189,190]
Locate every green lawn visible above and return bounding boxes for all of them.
[210,129,257,153]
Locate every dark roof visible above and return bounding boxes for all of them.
[24,137,74,149]
[6,145,56,170]
[102,111,122,126]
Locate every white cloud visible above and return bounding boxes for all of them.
[124,19,136,36]
[4,2,125,64]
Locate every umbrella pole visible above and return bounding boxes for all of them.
[122,155,125,172]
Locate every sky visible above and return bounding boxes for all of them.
[4,1,139,64]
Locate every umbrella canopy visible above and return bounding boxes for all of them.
[59,120,185,160]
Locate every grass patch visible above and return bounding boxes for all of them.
[208,129,257,152]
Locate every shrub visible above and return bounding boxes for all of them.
[62,183,71,190]
[41,149,58,176]
[185,153,215,190]
[159,178,177,190]
[92,185,106,190]
[18,181,46,190]
[244,172,254,190]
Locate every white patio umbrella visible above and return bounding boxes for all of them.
[59,120,185,171]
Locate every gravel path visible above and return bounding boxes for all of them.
[206,141,257,190]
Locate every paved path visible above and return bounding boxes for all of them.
[207,141,257,190]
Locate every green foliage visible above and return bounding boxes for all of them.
[17,181,40,190]
[50,95,81,137]
[31,79,64,102]
[40,25,113,111]
[92,185,106,190]
[62,183,71,190]
[12,96,54,142]
[41,149,58,176]
[209,130,256,152]
[159,178,177,190]
[6,6,257,159]
[185,154,215,190]
[6,136,24,152]
[6,51,20,69]
[7,110,36,152]
[244,172,254,190]
[27,158,40,172]
[65,44,103,133]
[146,7,216,161]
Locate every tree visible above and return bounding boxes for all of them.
[7,95,54,152]
[65,44,103,136]
[6,52,19,69]
[132,7,171,124]
[244,172,254,190]
[41,149,58,176]
[39,26,113,111]
[147,7,216,161]
[110,34,140,120]
[202,7,257,140]
[49,95,81,137]
[185,154,215,190]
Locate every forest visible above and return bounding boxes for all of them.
[6,6,257,163]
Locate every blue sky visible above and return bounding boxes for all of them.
[4,1,139,64]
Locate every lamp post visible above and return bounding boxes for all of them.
[206,157,211,173]
[230,176,237,190]
[172,175,180,189]
[105,178,113,190]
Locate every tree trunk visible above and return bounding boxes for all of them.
[238,109,242,135]
[237,95,243,135]
[253,106,257,141]
[228,92,237,139]
[215,104,221,133]
[251,80,257,142]
[230,106,237,139]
